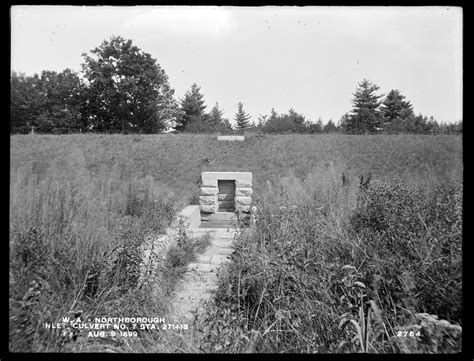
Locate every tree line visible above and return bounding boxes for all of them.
[11,36,462,135]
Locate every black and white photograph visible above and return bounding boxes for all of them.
[9,5,463,354]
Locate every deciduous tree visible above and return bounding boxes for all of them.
[81,36,179,133]
[37,69,84,133]
[10,72,44,133]
[10,69,84,133]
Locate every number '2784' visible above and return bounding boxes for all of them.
[397,330,421,337]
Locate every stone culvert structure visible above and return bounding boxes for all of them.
[199,172,253,225]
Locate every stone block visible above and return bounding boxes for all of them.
[235,196,252,206]
[199,195,217,206]
[202,178,217,188]
[236,187,253,197]
[201,187,218,196]
[200,204,217,213]
[201,212,238,222]
[236,179,252,188]
[236,204,251,213]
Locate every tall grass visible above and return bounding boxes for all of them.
[193,167,462,353]
[9,145,176,352]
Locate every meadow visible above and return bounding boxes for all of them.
[9,133,462,352]
[10,133,462,204]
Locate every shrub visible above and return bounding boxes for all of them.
[350,180,462,325]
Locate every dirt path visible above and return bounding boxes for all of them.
[167,227,237,324]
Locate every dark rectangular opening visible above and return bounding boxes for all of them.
[218,180,235,212]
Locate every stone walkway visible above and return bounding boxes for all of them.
[167,227,238,324]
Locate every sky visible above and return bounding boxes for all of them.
[11,6,463,125]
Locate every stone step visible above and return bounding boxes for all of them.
[177,282,218,293]
[200,220,238,224]
[208,241,234,248]
[210,238,235,245]
[188,262,222,273]
[205,248,233,257]
[185,229,216,236]
[195,254,231,265]
[168,224,242,325]
[201,212,238,221]
[181,272,218,283]
[194,232,237,238]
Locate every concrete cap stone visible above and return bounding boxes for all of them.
[202,172,252,182]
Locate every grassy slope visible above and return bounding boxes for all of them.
[9,133,463,353]
[10,133,463,208]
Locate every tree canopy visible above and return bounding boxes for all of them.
[10,70,83,134]
[81,36,179,133]
[10,49,462,136]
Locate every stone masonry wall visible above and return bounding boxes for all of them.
[199,172,253,219]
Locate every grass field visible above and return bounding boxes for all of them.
[9,133,462,353]
[10,133,463,203]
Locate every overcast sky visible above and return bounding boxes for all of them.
[11,6,462,125]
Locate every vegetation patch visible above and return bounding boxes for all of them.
[193,172,462,353]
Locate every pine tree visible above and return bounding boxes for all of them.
[176,83,207,131]
[345,79,384,134]
[234,102,252,131]
[323,119,338,133]
[288,108,306,132]
[380,89,414,123]
[209,102,225,126]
